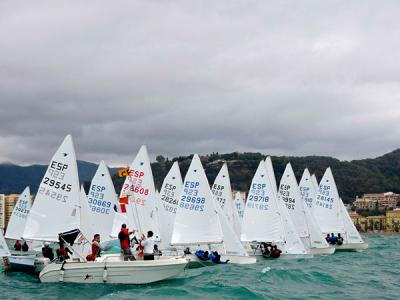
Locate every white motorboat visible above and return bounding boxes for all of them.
[39,254,188,284]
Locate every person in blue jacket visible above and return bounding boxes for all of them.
[330,233,338,245]
[195,250,210,261]
[209,251,229,264]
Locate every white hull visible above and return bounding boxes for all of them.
[4,254,50,274]
[40,255,188,284]
[310,247,335,255]
[333,242,368,251]
[185,254,256,268]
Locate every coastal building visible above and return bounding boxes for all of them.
[353,192,400,211]
[350,209,400,233]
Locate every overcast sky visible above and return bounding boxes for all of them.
[1,1,399,166]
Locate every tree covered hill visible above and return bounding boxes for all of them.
[1,149,399,204]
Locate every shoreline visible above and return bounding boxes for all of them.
[361,232,400,236]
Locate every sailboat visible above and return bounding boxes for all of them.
[171,154,255,266]
[313,167,368,251]
[211,163,241,237]
[119,146,160,239]
[156,161,183,251]
[241,160,308,258]
[2,187,48,273]
[278,164,334,255]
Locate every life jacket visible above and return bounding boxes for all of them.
[119,228,130,249]
[92,241,101,257]
[138,241,144,257]
[14,242,21,251]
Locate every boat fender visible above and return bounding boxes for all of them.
[59,262,66,282]
[103,266,108,283]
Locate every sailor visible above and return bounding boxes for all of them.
[141,231,155,261]
[118,224,135,261]
[42,242,54,261]
[153,244,162,256]
[330,233,338,245]
[337,233,344,246]
[14,240,21,251]
[325,233,331,243]
[57,240,72,261]
[270,245,282,258]
[86,234,104,261]
[195,250,209,261]
[260,242,272,258]
[209,251,229,264]
[21,241,29,252]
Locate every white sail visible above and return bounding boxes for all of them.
[88,161,116,242]
[311,174,319,193]
[241,160,285,243]
[339,198,364,244]
[0,231,11,257]
[110,212,128,238]
[215,201,248,256]
[119,146,159,236]
[265,156,278,196]
[171,154,223,245]
[78,186,95,242]
[157,162,183,247]
[234,192,245,220]
[5,186,31,240]
[23,135,80,242]
[314,167,345,234]
[211,163,240,237]
[278,164,328,251]
[299,168,317,209]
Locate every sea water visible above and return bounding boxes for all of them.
[1,236,399,299]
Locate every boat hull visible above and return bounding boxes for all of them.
[333,242,368,252]
[310,247,335,255]
[39,257,188,284]
[185,254,256,268]
[4,254,49,274]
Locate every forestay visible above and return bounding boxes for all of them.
[211,163,240,237]
[5,186,31,240]
[241,160,284,243]
[23,135,80,242]
[157,161,183,247]
[119,146,159,237]
[88,161,116,242]
[314,168,345,234]
[171,154,223,245]
[299,168,317,210]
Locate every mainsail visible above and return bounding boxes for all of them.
[171,154,223,245]
[23,135,80,242]
[157,161,183,247]
[119,146,159,236]
[5,186,31,240]
[88,160,116,242]
[299,168,317,209]
[314,167,345,234]
[211,163,240,237]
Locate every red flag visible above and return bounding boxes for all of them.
[120,204,126,213]
[119,196,129,204]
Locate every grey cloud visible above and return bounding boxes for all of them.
[0,1,399,166]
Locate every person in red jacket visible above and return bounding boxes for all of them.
[14,240,21,251]
[118,224,135,261]
[86,234,104,261]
